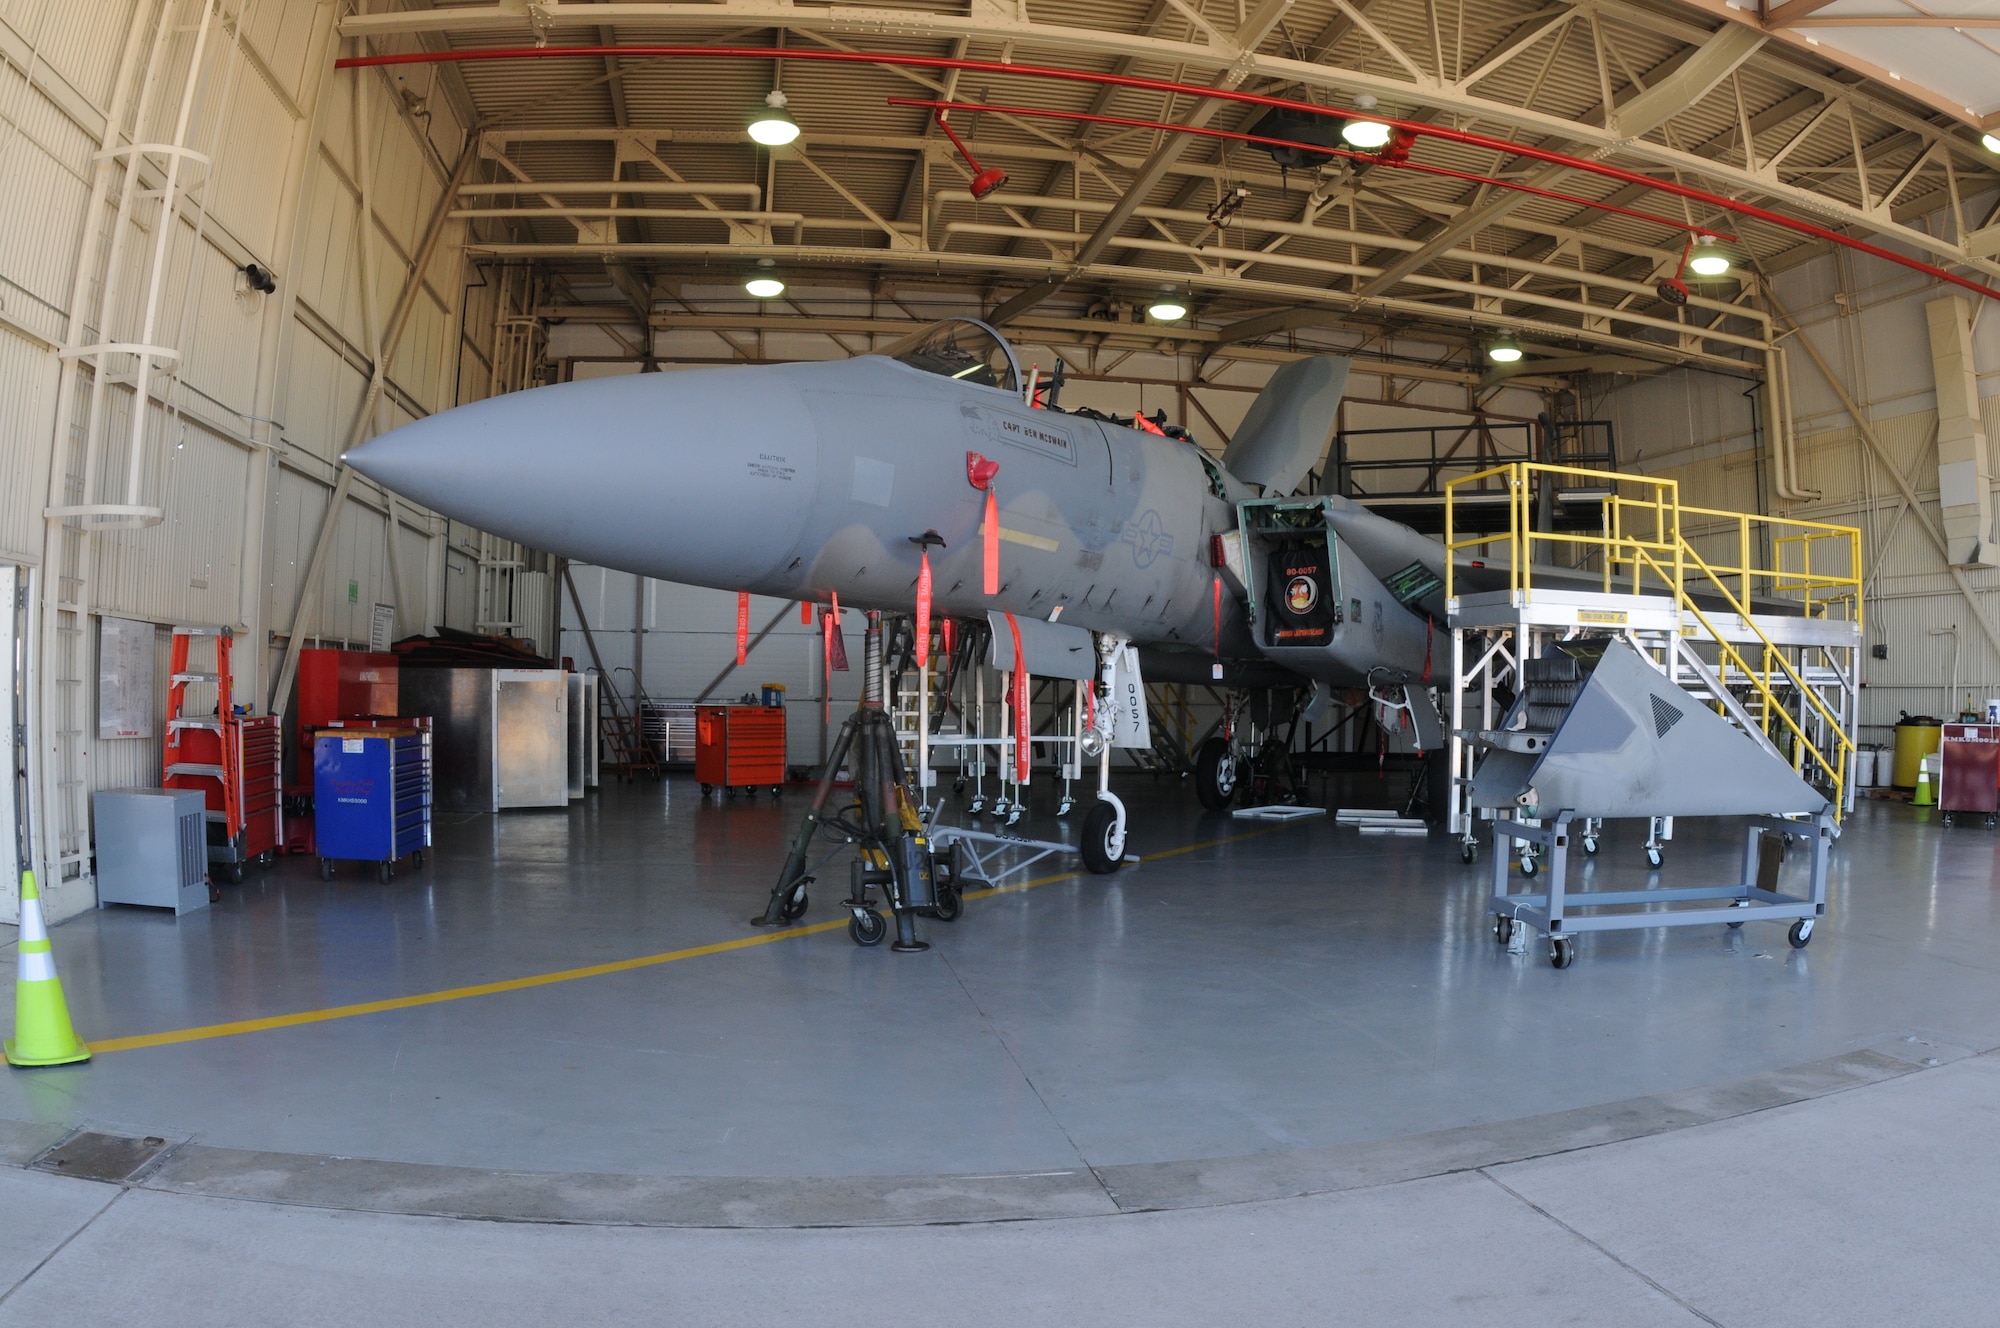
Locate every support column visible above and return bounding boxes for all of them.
[1925,296,1996,568]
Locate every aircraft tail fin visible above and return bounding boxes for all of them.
[1221,356,1351,495]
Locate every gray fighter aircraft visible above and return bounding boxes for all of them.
[347,317,1459,841]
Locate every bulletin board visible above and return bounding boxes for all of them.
[97,616,156,740]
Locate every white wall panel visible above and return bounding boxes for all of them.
[0,328,59,560]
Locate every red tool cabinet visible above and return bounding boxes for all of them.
[695,705,786,798]
[1939,723,2000,829]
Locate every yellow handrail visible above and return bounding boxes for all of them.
[1443,460,1862,819]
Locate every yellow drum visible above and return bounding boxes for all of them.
[1892,713,1942,790]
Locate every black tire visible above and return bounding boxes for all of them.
[1550,937,1575,969]
[779,883,809,922]
[1520,854,1537,878]
[1461,840,1478,865]
[1788,919,1814,949]
[378,861,392,884]
[1493,915,1513,944]
[700,783,713,797]
[1194,737,1238,811]
[932,886,962,922]
[1080,801,1123,875]
[1583,836,1599,856]
[849,909,887,946]
[226,862,245,885]
[772,786,783,799]
[1646,847,1663,869]
[319,857,333,881]
[1942,812,1954,828]
[412,850,425,870]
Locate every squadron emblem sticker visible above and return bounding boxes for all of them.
[1286,575,1318,614]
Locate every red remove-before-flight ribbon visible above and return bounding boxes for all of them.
[968,452,1000,597]
[736,591,750,667]
[915,551,932,668]
[1004,611,1030,784]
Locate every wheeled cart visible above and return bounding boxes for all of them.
[312,728,432,882]
[1938,723,1999,829]
[695,704,786,798]
[1491,810,1834,968]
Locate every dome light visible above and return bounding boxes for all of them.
[1984,133,2000,154]
[748,90,800,147]
[1147,298,1188,322]
[1687,242,1731,277]
[1487,334,1522,364]
[1340,119,1393,149]
[745,275,786,298]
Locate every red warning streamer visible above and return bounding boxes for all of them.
[1004,612,1031,784]
[915,551,933,669]
[968,452,1000,597]
[736,591,750,667]
[800,600,812,625]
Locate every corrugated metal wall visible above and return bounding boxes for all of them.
[0,0,519,921]
[1599,240,2000,743]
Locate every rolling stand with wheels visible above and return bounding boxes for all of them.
[1491,810,1833,968]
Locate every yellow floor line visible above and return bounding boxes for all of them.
[83,822,1296,1056]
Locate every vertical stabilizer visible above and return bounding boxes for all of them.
[1221,356,1351,495]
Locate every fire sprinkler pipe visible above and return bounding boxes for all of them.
[890,98,1736,240]
[333,42,2000,304]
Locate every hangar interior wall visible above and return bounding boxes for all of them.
[0,0,546,923]
[1596,231,2000,740]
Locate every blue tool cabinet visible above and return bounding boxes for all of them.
[313,728,431,882]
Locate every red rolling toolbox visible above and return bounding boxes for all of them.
[695,705,786,798]
[1939,723,2000,829]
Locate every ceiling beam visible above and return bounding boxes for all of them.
[987,0,1299,325]
[1761,0,1840,27]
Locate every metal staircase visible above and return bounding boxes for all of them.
[1445,462,1863,839]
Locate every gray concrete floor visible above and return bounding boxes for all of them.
[2,775,1997,1320]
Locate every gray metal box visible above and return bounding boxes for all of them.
[401,667,496,813]
[94,788,209,915]
[495,669,568,809]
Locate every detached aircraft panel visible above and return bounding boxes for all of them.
[1221,356,1350,496]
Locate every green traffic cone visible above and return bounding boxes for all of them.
[5,871,90,1067]
[1912,764,1935,808]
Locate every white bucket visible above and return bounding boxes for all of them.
[1852,748,1877,788]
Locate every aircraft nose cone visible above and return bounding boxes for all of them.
[347,367,821,586]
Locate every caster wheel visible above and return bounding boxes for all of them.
[208,885,222,904]
[849,909,887,946]
[1493,915,1513,944]
[700,784,713,797]
[1461,840,1478,865]
[319,857,333,881]
[1005,809,1023,827]
[1646,847,1663,869]
[969,796,985,815]
[1987,816,1996,831]
[1727,900,1750,929]
[226,862,245,885]
[1550,937,1575,969]
[772,786,783,799]
[1056,798,1074,819]
[953,777,966,796]
[778,883,809,922]
[1583,836,1599,856]
[1080,801,1125,875]
[1519,855,1537,878]
[378,861,393,884]
[1942,812,1954,828]
[932,886,962,922]
[1194,737,1238,811]
[412,850,425,870]
[1788,918,1814,949]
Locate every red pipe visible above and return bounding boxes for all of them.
[334,42,1999,302]
[892,97,1736,241]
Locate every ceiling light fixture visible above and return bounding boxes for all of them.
[748,90,799,146]
[1339,119,1393,149]
[1148,296,1189,322]
[1687,241,1731,277]
[745,259,784,298]
[1984,133,2000,154]
[1487,334,1522,364]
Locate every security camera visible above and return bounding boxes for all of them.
[241,263,276,294]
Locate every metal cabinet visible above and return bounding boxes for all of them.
[94,788,209,915]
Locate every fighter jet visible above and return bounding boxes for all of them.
[347,317,1456,819]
